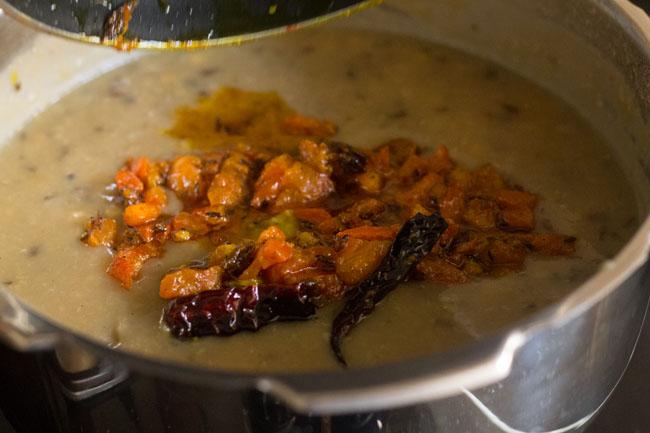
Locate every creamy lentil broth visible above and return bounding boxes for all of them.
[0,28,638,371]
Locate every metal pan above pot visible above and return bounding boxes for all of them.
[0,0,377,48]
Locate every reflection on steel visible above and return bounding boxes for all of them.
[0,288,59,351]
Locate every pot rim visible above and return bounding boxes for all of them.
[1,0,649,416]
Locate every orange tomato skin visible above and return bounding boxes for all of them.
[107,242,161,289]
[159,266,223,299]
[123,203,161,227]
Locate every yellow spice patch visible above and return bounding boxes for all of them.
[166,87,306,152]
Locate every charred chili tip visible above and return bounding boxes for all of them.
[330,212,447,366]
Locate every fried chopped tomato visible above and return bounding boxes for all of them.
[240,238,294,280]
[264,246,344,300]
[257,225,286,243]
[171,212,210,241]
[439,185,465,222]
[144,186,167,207]
[282,115,337,137]
[500,207,535,231]
[496,190,537,208]
[193,206,229,228]
[136,220,170,243]
[167,156,203,202]
[519,233,577,256]
[400,173,444,207]
[107,242,161,289]
[159,266,223,299]
[123,203,161,227]
[115,168,143,192]
[488,238,528,268]
[356,170,384,195]
[462,198,498,230]
[207,152,252,209]
[83,88,577,346]
[416,257,470,284]
[81,216,117,247]
[299,139,332,174]
[294,208,332,226]
[336,225,397,241]
[251,154,334,211]
[115,167,143,204]
[336,238,391,286]
[345,198,385,222]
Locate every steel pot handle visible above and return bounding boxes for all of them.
[255,331,526,415]
[0,287,131,403]
[0,287,60,351]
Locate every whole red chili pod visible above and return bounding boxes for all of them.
[164,284,316,338]
[330,212,447,365]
